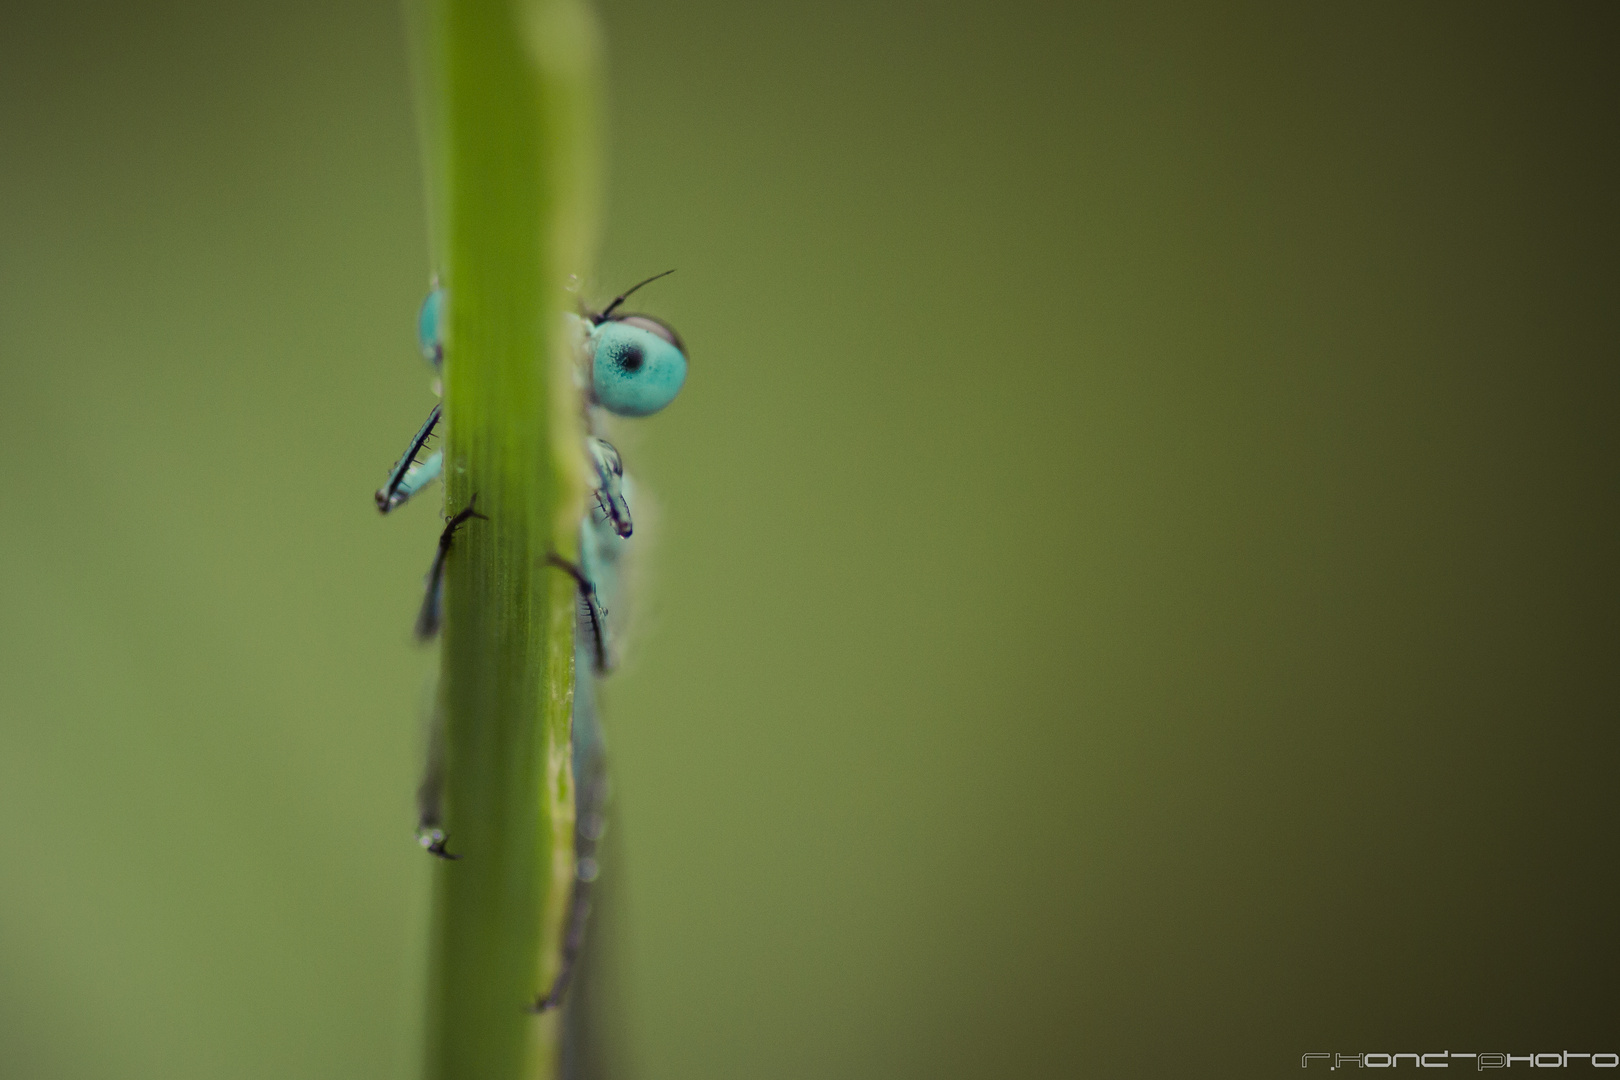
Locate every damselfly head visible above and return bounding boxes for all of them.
[589,315,687,417]
[588,272,687,417]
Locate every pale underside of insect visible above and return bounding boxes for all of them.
[375,272,686,1017]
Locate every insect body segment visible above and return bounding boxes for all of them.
[418,285,445,369]
[532,491,627,1014]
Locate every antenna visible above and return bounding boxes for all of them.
[596,269,676,323]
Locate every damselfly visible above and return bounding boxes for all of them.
[376,272,688,1012]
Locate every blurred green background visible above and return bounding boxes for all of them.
[2,1,1617,1077]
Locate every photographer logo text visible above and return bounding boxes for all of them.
[1301,1052,1619,1070]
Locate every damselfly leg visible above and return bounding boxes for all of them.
[531,550,616,1013]
[545,553,611,675]
[588,438,632,539]
[416,498,487,642]
[529,750,608,1013]
[376,402,443,514]
[415,699,459,860]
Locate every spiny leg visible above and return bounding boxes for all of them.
[412,501,485,855]
[414,697,459,860]
[587,438,633,539]
[416,497,487,642]
[591,486,631,540]
[545,553,611,675]
[376,402,443,514]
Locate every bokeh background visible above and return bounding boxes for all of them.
[2,1,1617,1077]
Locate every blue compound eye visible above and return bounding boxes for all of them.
[418,286,445,369]
[590,315,687,417]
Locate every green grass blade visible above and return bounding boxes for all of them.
[418,1,600,1077]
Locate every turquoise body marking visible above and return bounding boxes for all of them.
[400,449,443,498]
[418,285,445,369]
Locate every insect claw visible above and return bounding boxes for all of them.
[442,496,488,538]
[417,828,461,860]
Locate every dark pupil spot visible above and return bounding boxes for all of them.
[619,343,644,373]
